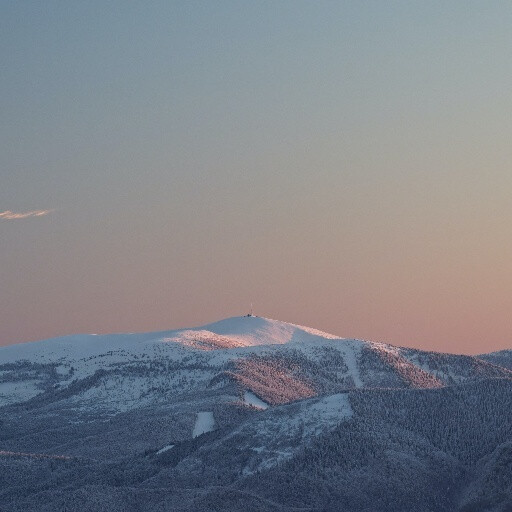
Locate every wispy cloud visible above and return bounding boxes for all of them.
[0,209,54,220]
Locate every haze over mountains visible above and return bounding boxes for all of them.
[1,316,511,511]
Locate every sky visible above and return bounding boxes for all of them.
[1,1,512,354]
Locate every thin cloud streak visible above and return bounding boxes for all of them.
[0,209,54,220]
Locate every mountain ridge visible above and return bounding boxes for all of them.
[1,315,511,410]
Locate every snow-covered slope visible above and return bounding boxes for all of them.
[0,316,356,408]
[478,349,512,371]
[0,316,510,410]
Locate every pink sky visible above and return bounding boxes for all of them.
[2,2,512,354]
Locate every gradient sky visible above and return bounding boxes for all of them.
[2,1,512,354]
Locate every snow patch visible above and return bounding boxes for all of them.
[243,391,269,410]
[156,444,174,455]
[192,411,215,438]
[338,342,363,388]
[0,380,42,406]
[308,393,353,425]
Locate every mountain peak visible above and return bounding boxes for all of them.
[195,315,343,347]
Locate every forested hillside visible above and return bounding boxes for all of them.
[1,317,510,511]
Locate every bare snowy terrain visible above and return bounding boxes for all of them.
[1,316,511,511]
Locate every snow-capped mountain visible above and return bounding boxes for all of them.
[1,316,511,511]
[1,315,509,409]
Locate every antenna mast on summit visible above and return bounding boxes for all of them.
[250,303,253,317]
